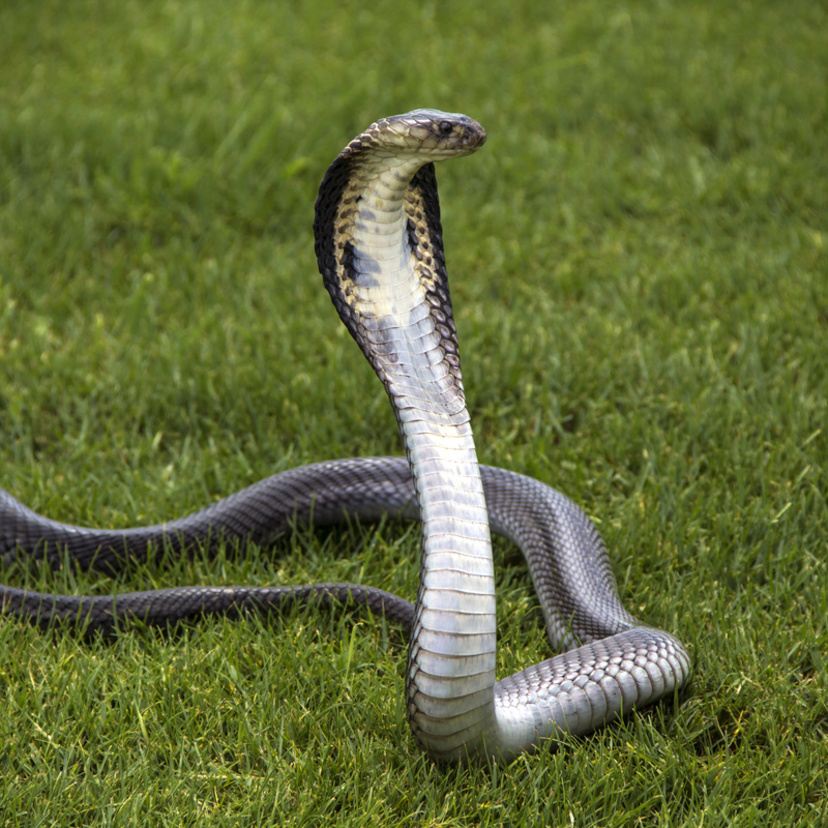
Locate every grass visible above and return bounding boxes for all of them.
[1,0,826,825]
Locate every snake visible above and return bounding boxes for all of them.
[0,109,691,763]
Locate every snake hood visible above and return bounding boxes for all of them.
[313,109,486,406]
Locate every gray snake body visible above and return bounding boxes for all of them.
[0,110,690,762]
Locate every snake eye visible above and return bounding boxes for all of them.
[439,121,453,135]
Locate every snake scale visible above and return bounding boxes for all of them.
[0,110,690,762]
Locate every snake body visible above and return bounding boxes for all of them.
[0,110,690,762]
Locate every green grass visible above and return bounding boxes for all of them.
[1,0,826,825]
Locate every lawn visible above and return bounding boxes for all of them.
[1,0,826,825]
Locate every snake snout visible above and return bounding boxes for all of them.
[431,112,486,154]
[460,120,486,150]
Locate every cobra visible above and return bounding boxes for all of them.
[0,110,690,763]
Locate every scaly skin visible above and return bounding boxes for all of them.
[0,111,691,763]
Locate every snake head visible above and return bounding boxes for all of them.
[373,110,487,158]
[331,110,486,167]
